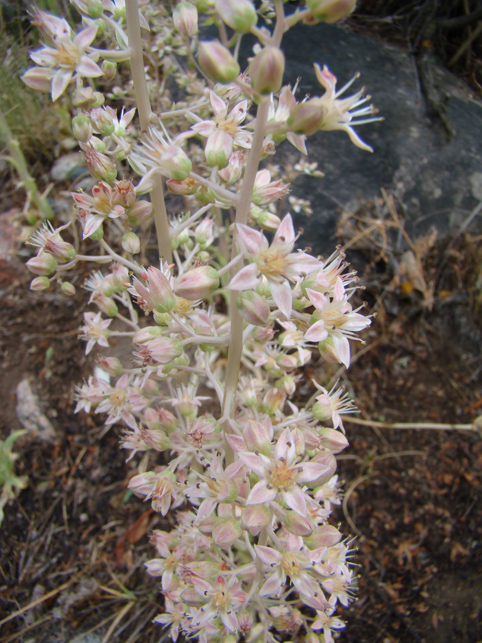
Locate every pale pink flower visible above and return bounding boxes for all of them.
[315,63,380,152]
[73,181,125,238]
[95,374,146,428]
[255,533,325,599]
[190,91,252,150]
[251,169,289,206]
[268,86,307,154]
[311,381,357,430]
[80,311,111,354]
[236,428,332,517]
[187,575,247,633]
[304,280,371,367]
[25,19,102,101]
[228,214,322,317]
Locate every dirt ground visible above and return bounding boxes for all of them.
[0,201,481,643]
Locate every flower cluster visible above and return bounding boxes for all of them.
[22,0,380,641]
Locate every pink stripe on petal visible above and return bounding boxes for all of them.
[305,320,328,342]
[227,264,260,291]
[283,486,307,517]
[270,280,292,318]
[255,545,282,565]
[236,223,266,255]
[247,480,277,505]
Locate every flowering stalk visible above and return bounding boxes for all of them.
[125,0,172,263]
[21,0,384,640]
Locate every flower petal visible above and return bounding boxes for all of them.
[246,479,277,505]
[228,263,260,291]
[270,280,292,318]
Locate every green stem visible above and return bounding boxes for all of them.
[125,0,172,263]
[0,110,54,220]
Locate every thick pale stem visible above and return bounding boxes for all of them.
[125,0,172,262]
[221,98,271,438]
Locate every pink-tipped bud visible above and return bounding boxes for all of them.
[288,98,324,136]
[166,177,197,195]
[61,282,76,296]
[241,505,271,536]
[92,293,118,317]
[218,150,246,185]
[310,451,337,485]
[73,87,104,109]
[26,253,58,276]
[243,418,273,455]
[158,408,178,432]
[236,290,270,326]
[122,232,140,254]
[158,145,193,182]
[215,0,257,34]
[205,129,233,168]
[305,524,342,549]
[284,510,313,536]
[212,518,242,548]
[101,60,117,82]
[173,1,198,36]
[173,266,220,300]
[97,355,123,376]
[139,336,183,365]
[90,107,115,136]
[306,0,356,23]
[262,388,286,417]
[318,428,349,453]
[72,114,93,143]
[312,397,332,422]
[276,374,296,396]
[30,276,50,290]
[198,40,240,84]
[127,200,153,225]
[22,67,53,94]
[133,326,164,345]
[249,206,281,231]
[249,46,285,95]
[81,145,117,182]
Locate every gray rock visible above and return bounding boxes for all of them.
[16,378,57,442]
[50,152,86,183]
[241,24,482,255]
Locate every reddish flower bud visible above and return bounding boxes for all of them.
[127,200,153,225]
[198,41,240,84]
[284,510,313,536]
[173,266,220,300]
[133,326,165,344]
[205,129,233,168]
[249,46,285,95]
[166,177,197,195]
[241,505,271,536]
[30,276,50,290]
[61,282,76,296]
[212,518,242,548]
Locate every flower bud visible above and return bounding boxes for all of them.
[26,253,58,276]
[284,510,313,536]
[173,1,198,36]
[140,336,183,365]
[205,129,233,168]
[22,67,53,94]
[249,206,281,231]
[217,150,246,185]
[305,524,342,549]
[318,428,349,453]
[90,107,115,136]
[96,355,123,376]
[122,232,141,254]
[89,226,104,241]
[61,281,76,296]
[288,98,324,136]
[173,266,220,300]
[157,145,193,182]
[127,200,153,225]
[241,505,271,536]
[212,518,242,548]
[243,418,273,455]
[236,290,270,326]
[312,397,332,422]
[306,0,356,23]
[215,0,257,34]
[133,326,165,344]
[198,40,240,84]
[249,46,285,95]
[92,293,118,317]
[73,86,104,109]
[310,451,337,485]
[81,145,117,182]
[30,276,50,290]
[101,59,117,81]
[72,114,93,142]
[166,177,197,195]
